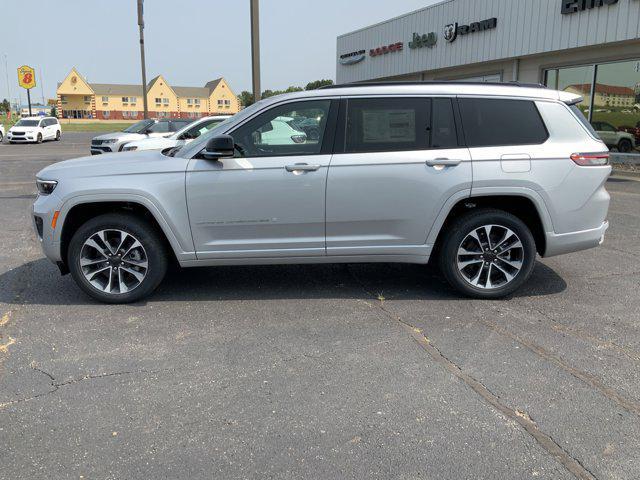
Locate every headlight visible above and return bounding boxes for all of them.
[36,179,58,195]
[122,145,138,151]
[102,138,118,144]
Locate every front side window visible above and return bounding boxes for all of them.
[232,100,331,158]
[458,98,548,147]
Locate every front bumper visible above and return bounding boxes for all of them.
[32,193,63,264]
[7,134,36,142]
[544,221,609,257]
[90,144,116,155]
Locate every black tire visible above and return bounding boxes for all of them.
[618,139,633,153]
[36,133,42,144]
[55,130,61,141]
[0,132,3,143]
[438,208,537,299]
[68,213,168,303]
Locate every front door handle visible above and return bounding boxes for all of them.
[285,163,321,172]
[426,158,462,167]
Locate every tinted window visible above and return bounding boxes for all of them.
[170,120,191,131]
[232,100,331,157]
[345,98,429,153]
[459,98,548,147]
[148,121,170,133]
[431,98,458,149]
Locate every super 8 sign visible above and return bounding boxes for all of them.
[17,65,36,89]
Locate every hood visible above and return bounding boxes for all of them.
[10,126,39,132]
[93,131,144,141]
[125,136,179,151]
[37,150,188,181]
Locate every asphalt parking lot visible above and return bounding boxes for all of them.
[0,133,639,479]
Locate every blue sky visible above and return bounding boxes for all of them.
[0,0,437,104]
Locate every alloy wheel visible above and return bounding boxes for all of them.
[456,224,524,289]
[79,229,148,294]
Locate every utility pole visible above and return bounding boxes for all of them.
[250,0,261,102]
[137,0,149,118]
[40,68,45,105]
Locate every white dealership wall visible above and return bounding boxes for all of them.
[336,0,640,84]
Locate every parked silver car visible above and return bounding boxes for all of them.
[90,118,192,154]
[33,82,611,303]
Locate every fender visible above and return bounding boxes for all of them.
[56,193,196,261]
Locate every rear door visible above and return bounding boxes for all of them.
[325,96,472,256]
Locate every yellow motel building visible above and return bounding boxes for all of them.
[56,68,240,120]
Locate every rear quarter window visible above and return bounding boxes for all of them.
[459,98,549,147]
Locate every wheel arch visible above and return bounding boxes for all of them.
[428,190,552,257]
[59,198,186,268]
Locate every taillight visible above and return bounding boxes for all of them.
[570,152,609,166]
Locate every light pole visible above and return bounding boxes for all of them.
[250,0,261,102]
[3,54,11,112]
[137,0,149,118]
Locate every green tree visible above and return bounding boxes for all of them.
[0,98,9,113]
[305,79,334,90]
[238,91,255,107]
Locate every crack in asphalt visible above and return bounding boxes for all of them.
[477,315,640,418]
[346,266,598,480]
[0,366,166,410]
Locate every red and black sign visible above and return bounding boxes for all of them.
[369,42,403,57]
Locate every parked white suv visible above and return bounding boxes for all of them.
[90,118,192,154]
[33,82,611,303]
[121,115,231,152]
[0,123,4,143]
[7,117,61,143]
[591,121,636,152]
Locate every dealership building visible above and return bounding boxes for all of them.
[336,0,640,131]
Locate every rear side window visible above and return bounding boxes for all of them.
[170,120,191,131]
[344,97,458,153]
[459,98,548,147]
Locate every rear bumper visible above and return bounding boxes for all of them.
[543,221,608,257]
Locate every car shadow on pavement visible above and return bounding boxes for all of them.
[0,258,567,306]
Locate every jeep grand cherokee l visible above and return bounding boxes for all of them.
[33,82,610,303]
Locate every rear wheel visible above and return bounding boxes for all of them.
[68,213,168,303]
[618,138,633,153]
[438,209,536,299]
[55,130,61,141]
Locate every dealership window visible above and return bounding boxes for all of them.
[545,60,640,150]
[458,98,548,147]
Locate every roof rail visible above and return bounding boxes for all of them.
[319,81,547,90]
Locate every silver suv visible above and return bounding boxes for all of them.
[33,83,611,303]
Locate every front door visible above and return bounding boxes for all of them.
[186,99,337,259]
[326,97,472,256]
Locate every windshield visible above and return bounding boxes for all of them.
[15,119,39,127]
[123,119,154,133]
[174,101,268,158]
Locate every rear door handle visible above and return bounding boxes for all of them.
[285,163,321,172]
[426,158,462,167]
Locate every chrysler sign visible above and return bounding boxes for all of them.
[339,49,366,65]
[561,0,618,14]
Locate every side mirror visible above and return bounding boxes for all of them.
[203,134,234,160]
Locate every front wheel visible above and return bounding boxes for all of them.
[438,209,537,299]
[68,213,168,303]
[36,133,42,144]
[618,139,633,153]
